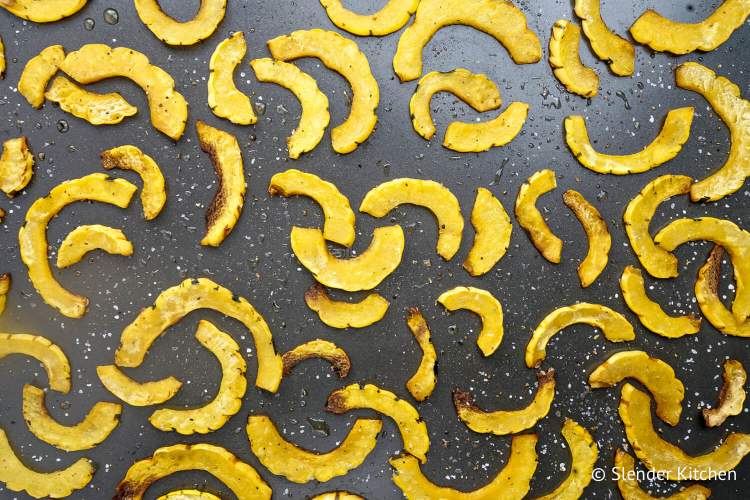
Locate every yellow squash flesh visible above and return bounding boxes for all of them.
[703,359,746,427]
[536,419,597,500]
[18,44,65,108]
[0,136,34,197]
[282,338,351,378]
[1,0,87,22]
[44,76,137,125]
[614,449,712,500]
[574,0,634,76]
[0,274,8,316]
[320,0,418,36]
[463,187,512,276]
[304,283,389,329]
[695,245,750,337]
[437,286,504,356]
[56,224,133,269]
[97,364,182,407]
[133,0,226,46]
[563,189,611,287]
[405,308,437,402]
[208,32,256,125]
[101,145,167,220]
[443,101,529,152]
[548,20,599,98]
[515,169,562,264]
[0,333,70,392]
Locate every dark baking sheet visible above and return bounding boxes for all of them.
[0,0,749,498]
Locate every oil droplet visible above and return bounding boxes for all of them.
[103,8,119,25]
[83,18,95,30]
[57,120,69,133]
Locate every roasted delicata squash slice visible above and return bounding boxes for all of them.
[360,178,463,260]
[196,121,246,247]
[101,145,167,220]
[393,0,542,82]
[704,359,746,427]
[326,383,429,463]
[158,491,221,500]
[282,338,351,378]
[564,108,694,175]
[149,321,247,435]
[437,286,504,357]
[589,350,684,426]
[620,266,701,338]
[0,428,94,499]
[305,284,389,329]
[115,443,271,500]
[251,58,330,159]
[246,415,381,483]
[526,303,635,368]
[0,0,87,22]
[623,175,692,279]
[19,174,136,318]
[409,68,501,141]
[0,136,34,197]
[614,449,712,500]
[563,189,611,287]
[22,383,121,451]
[291,226,404,291]
[630,0,750,55]
[443,101,529,153]
[0,333,70,393]
[97,364,182,407]
[0,273,9,316]
[574,0,634,76]
[115,278,283,393]
[619,383,750,480]
[320,0,418,36]
[390,433,538,499]
[0,36,5,78]
[59,44,188,140]
[311,493,363,500]
[208,32,255,125]
[537,419,597,500]
[463,188,512,276]
[133,0,226,46]
[405,308,437,402]
[549,20,599,98]
[56,224,133,269]
[268,29,378,154]
[676,62,750,201]
[453,369,555,435]
[695,245,750,337]
[44,76,137,125]
[269,169,355,247]
[18,44,65,108]
[515,169,562,264]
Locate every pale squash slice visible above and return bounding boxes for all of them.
[0,0,87,23]
[0,136,34,197]
[304,283,389,329]
[56,224,133,269]
[463,187,512,276]
[134,0,226,46]
[0,273,9,316]
[101,145,167,220]
[320,0,418,36]
[574,0,634,76]
[443,102,528,153]
[549,20,599,98]
[208,32,255,125]
[437,286,504,357]
[536,419,597,500]
[97,364,182,407]
[44,76,137,125]
[515,169,562,264]
[18,45,65,108]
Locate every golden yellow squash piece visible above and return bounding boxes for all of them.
[463,188,512,276]
[0,136,34,197]
[291,226,405,291]
[22,383,121,451]
[704,359,746,427]
[208,32,256,125]
[623,174,692,279]
[133,0,226,46]
[305,283,389,329]
[614,449,712,500]
[695,245,750,337]
[158,491,221,500]
[311,493,363,500]
[97,364,182,407]
[19,174,136,318]
[630,0,750,55]
[453,369,555,435]
[574,0,634,76]
[115,277,283,393]
[360,178,463,260]
[18,44,65,108]
[549,20,599,98]
[44,76,137,125]
[196,121,246,247]
[149,321,247,435]
[0,333,70,393]
[443,101,529,153]
[56,224,133,269]
[246,415,381,483]
[393,0,542,82]
[676,62,750,201]
[115,443,271,500]
[320,0,418,36]
[437,286,504,357]
[282,338,351,378]
[390,434,538,500]
[563,189,611,287]
[589,350,684,426]
[0,36,4,78]
[564,108,694,175]
[269,169,355,247]
[268,29,378,154]
[620,266,701,338]
[0,428,94,499]
[327,383,429,463]
[101,145,167,221]
[405,308,436,402]
[537,419,597,500]
[0,0,87,22]
[526,303,635,368]
[251,58,330,159]
[515,169,562,264]
[619,383,750,481]
[0,273,9,316]
[409,68,501,141]
[59,44,188,140]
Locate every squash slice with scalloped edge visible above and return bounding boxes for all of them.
[695,245,750,337]
[537,419,597,500]
[208,32,255,125]
[0,136,34,197]
[311,493,363,500]
[574,0,634,76]
[101,145,167,220]
[134,0,226,46]
[304,283,389,329]
[18,45,65,108]
[405,308,436,402]
[44,76,137,125]
[549,20,599,98]
[320,0,418,36]
[97,364,182,407]
[56,224,133,269]
[463,187,512,276]
[0,333,70,393]
[1,0,87,22]
[444,101,528,153]
[703,359,746,427]
[515,169,562,264]
[282,338,351,378]
[0,274,9,316]
[563,189,611,287]
[158,491,221,500]
[437,286,504,357]
[614,449,712,500]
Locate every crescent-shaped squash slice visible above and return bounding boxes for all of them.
[311,493,363,500]
[246,415,381,483]
[537,419,597,500]
[453,369,555,435]
[0,0,87,23]
[133,0,226,46]
[564,108,694,175]
[563,189,611,287]
[0,36,4,78]
[320,0,419,36]
[326,383,430,463]
[574,0,634,76]
[44,76,137,125]
[101,145,167,220]
[703,359,746,427]
[463,187,512,276]
[267,29,378,154]
[549,20,599,98]
[282,338,351,378]
[208,32,256,125]
[0,333,70,393]
[18,44,65,109]
[515,169,562,264]
[526,303,635,368]
[360,178,463,260]
[695,245,750,337]
[0,136,34,197]
[405,308,436,402]
[614,449,712,500]
[158,491,221,500]
[619,383,750,481]
[393,0,542,82]
[56,224,133,269]
[18,174,136,318]
[97,364,182,407]
[304,284,389,329]
[114,443,271,500]
[443,101,529,153]
[0,274,9,316]
[390,434,538,499]
[437,286,504,357]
